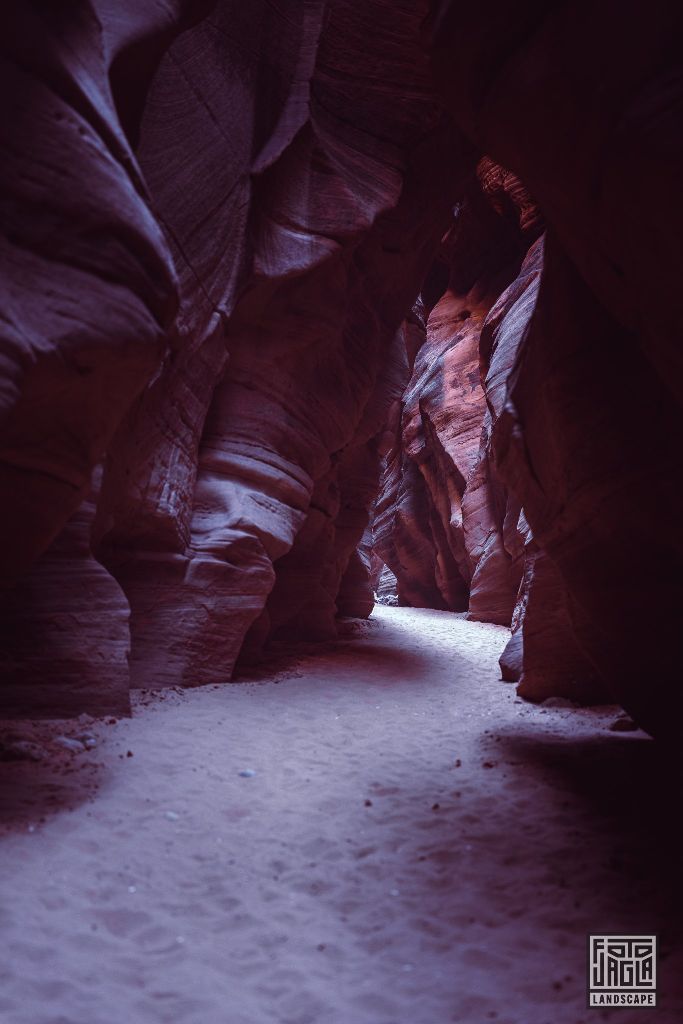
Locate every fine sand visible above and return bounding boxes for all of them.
[0,606,681,1024]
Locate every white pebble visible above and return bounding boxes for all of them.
[54,736,85,753]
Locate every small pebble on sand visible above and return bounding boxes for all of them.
[54,736,85,753]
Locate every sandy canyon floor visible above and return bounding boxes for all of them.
[0,606,681,1024]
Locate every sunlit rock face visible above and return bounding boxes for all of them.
[373,162,541,623]
[371,306,446,611]
[432,0,683,735]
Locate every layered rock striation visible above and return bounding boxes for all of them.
[431,0,683,733]
[2,1,681,738]
[1,0,472,712]
[373,161,541,622]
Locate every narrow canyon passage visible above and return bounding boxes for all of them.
[3,5,683,1023]
[1,608,681,1024]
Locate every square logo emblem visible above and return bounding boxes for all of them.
[588,935,657,1008]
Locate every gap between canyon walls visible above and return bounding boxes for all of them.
[1,1,683,741]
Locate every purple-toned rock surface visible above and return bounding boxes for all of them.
[373,163,541,623]
[92,1,472,690]
[432,0,683,735]
[1,0,473,710]
[0,2,184,587]
[0,474,130,717]
[2,1,682,739]
[479,241,609,703]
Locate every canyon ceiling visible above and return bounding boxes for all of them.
[1,0,681,740]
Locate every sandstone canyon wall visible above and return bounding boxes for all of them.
[1,0,472,714]
[373,161,541,621]
[372,204,609,707]
[430,0,683,736]
[1,1,682,739]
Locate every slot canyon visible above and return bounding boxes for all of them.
[1,2,682,1022]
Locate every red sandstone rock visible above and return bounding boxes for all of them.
[4,0,682,739]
[372,311,450,610]
[373,164,540,621]
[462,185,542,626]
[432,1,683,735]
[477,240,609,703]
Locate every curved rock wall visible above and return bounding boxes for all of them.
[481,241,608,705]
[1,0,473,712]
[94,0,471,689]
[431,0,683,735]
[373,162,541,622]
[0,1,195,714]
[0,3,187,585]
[2,1,681,738]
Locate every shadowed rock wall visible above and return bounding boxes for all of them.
[93,0,472,689]
[0,1,198,714]
[431,0,683,735]
[2,1,681,738]
[0,0,472,712]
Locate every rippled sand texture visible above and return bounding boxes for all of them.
[0,606,681,1024]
